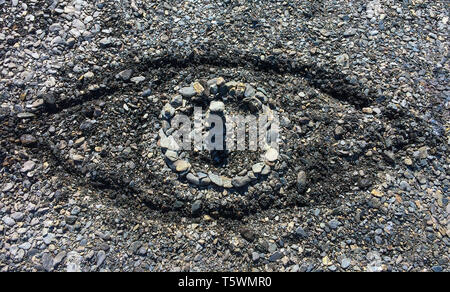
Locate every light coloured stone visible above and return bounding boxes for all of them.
[265,148,279,162]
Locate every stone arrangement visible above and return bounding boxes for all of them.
[158,78,279,188]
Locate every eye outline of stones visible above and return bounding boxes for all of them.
[158,77,279,189]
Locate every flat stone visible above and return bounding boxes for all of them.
[71,154,84,162]
[362,107,373,114]
[118,69,133,81]
[261,164,271,176]
[216,77,225,86]
[21,161,36,172]
[265,148,279,162]
[130,76,145,84]
[191,200,202,215]
[164,150,178,162]
[20,134,37,146]
[41,253,53,272]
[2,183,14,192]
[252,163,265,174]
[269,252,283,262]
[244,85,256,98]
[162,103,175,119]
[404,157,413,166]
[295,227,308,238]
[186,173,200,185]
[97,251,106,267]
[179,87,196,98]
[343,28,357,37]
[65,215,77,225]
[341,258,351,269]
[208,172,223,187]
[73,137,85,147]
[197,172,211,186]
[192,82,205,95]
[17,112,35,119]
[232,176,252,188]
[11,212,24,221]
[297,171,307,193]
[371,189,384,198]
[53,252,66,268]
[160,135,180,151]
[222,177,233,188]
[170,95,183,107]
[174,160,191,172]
[99,37,112,48]
[66,251,82,272]
[29,99,44,109]
[19,242,31,250]
[209,101,225,113]
[2,216,15,227]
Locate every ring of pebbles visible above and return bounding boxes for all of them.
[158,77,279,189]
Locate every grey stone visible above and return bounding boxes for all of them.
[252,252,260,262]
[20,134,37,146]
[65,215,77,225]
[11,212,24,221]
[186,173,200,185]
[17,112,35,119]
[66,251,82,272]
[231,176,251,188]
[296,171,307,193]
[162,103,175,119]
[97,251,106,267]
[118,69,133,81]
[164,150,178,162]
[191,200,202,215]
[179,87,196,98]
[2,183,14,192]
[53,252,66,268]
[209,101,225,113]
[295,227,308,238]
[343,28,357,37]
[208,172,223,186]
[269,252,283,262]
[252,163,264,174]
[41,253,53,272]
[341,258,351,269]
[171,95,183,107]
[21,160,36,173]
[261,164,271,176]
[19,242,31,250]
[328,219,341,229]
[2,216,16,227]
[244,85,256,98]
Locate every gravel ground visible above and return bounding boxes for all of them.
[0,0,448,272]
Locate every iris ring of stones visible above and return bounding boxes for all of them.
[158,77,280,189]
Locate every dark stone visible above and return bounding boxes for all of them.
[43,93,57,113]
[191,200,202,216]
[20,134,37,147]
[240,227,257,242]
[118,69,133,81]
[65,215,77,225]
[269,252,283,262]
[295,227,308,238]
[41,253,53,272]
